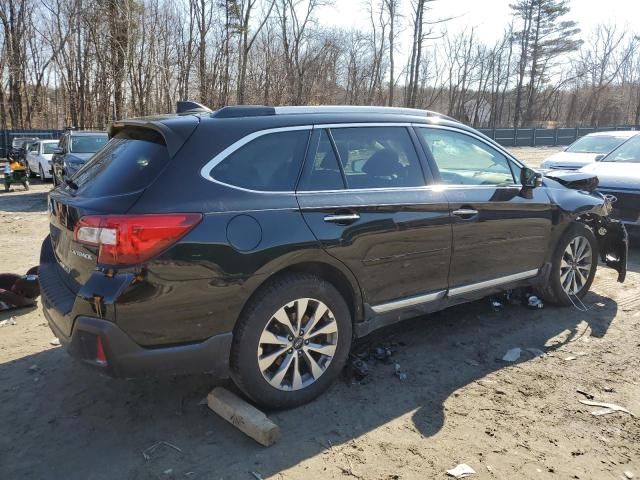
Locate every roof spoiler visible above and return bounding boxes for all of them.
[176,100,212,114]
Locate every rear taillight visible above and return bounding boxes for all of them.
[74,213,202,266]
[95,336,108,366]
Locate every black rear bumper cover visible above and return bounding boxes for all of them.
[46,311,232,379]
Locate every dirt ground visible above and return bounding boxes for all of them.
[1,147,638,480]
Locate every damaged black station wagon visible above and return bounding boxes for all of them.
[40,104,628,408]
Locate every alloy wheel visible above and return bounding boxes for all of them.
[560,235,593,296]
[257,298,338,391]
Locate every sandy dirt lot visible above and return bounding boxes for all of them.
[1,148,638,480]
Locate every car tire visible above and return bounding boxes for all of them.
[39,165,46,182]
[27,163,36,178]
[539,222,598,306]
[230,273,352,409]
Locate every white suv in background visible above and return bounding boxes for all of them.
[26,140,59,181]
[541,130,638,170]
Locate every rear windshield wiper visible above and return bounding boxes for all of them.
[65,179,78,190]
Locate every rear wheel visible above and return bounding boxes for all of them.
[230,274,352,409]
[39,165,46,181]
[540,223,598,306]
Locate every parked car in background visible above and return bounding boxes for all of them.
[581,134,640,233]
[10,137,40,161]
[25,140,59,181]
[540,130,638,170]
[40,105,627,409]
[51,130,108,186]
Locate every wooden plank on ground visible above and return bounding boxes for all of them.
[207,387,280,447]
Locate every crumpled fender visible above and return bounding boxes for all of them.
[544,178,627,282]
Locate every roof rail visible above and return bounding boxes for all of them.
[176,100,212,114]
[273,105,458,122]
[211,105,276,118]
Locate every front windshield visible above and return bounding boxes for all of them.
[70,135,108,154]
[566,135,629,154]
[42,143,58,154]
[602,135,640,163]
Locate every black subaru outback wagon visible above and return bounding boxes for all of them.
[40,105,627,408]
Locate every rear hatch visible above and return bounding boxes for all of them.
[47,118,199,294]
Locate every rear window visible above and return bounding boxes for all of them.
[70,135,108,153]
[72,129,170,197]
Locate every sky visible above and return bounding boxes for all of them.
[317,0,639,45]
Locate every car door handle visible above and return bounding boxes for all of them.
[452,208,479,218]
[323,213,360,225]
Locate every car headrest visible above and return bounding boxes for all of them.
[362,149,401,177]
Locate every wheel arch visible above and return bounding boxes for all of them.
[239,257,364,329]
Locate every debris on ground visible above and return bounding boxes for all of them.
[28,364,39,373]
[249,471,264,480]
[162,468,173,475]
[394,363,408,381]
[624,471,634,479]
[207,387,280,447]
[578,399,634,417]
[526,347,545,357]
[564,356,577,361]
[446,463,476,478]
[0,268,40,311]
[142,441,184,461]
[526,295,544,309]
[502,348,522,362]
[348,355,369,381]
[576,389,595,400]
[49,338,60,346]
[490,299,504,312]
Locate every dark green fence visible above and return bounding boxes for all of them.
[1,129,63,158]
[478,125,639,147]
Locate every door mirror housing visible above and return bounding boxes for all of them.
[52,147,64,155]
[521,167,543,188]
[595,154,605,161]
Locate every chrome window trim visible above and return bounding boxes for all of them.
[371,290,446,313]
[199,121,525,194]
[448,269,539,297]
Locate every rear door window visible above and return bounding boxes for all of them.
[72,128,170,197]
[299,130,345,191]
[330,127,425,189]
[210,129,310,191]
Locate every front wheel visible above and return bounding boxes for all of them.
[541,223,598,306]
[230,274,352,409]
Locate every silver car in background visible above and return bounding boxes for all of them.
[541,130,638,170]
[25,140,59,180]
[581,134,640,230]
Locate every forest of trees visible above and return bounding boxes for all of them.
[1,0,639,130]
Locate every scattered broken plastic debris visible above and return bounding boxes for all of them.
[446,463,476,478]
[249,471,264,480]
[49,338,60,346]
[490,299,504,312]
[142,441,183,461]
[564,356,577,361]
[502,348,521,362]
[578,399,634,417]
[576,389,595,400]
[624,471,634,479]
[394,363,408,381]
[527,295,544,309]
[526,348,545,357]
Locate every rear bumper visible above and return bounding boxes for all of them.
[46,312,232,379]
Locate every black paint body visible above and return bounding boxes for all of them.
[39,108,628,378]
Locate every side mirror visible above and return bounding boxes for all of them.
[53,147,64,155]
[521,167,543,188]
[595,154,605,161]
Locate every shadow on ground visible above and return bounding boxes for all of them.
[0,283,620,479]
